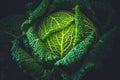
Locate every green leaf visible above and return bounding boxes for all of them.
[46,23,77,57]
[38,11,96,57]
[38,11,74,40]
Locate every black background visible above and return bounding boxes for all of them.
[0,0,120,19]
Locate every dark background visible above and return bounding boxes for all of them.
[0,0,120,80]
[0,0,120,19]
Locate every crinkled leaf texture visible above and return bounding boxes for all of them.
[38,11,80,57]
[38,11,74,40]
[46,23,76,57]
[38,11,96,57]
[26,27,59,62]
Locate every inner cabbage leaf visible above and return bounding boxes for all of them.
[38,11,96,57]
